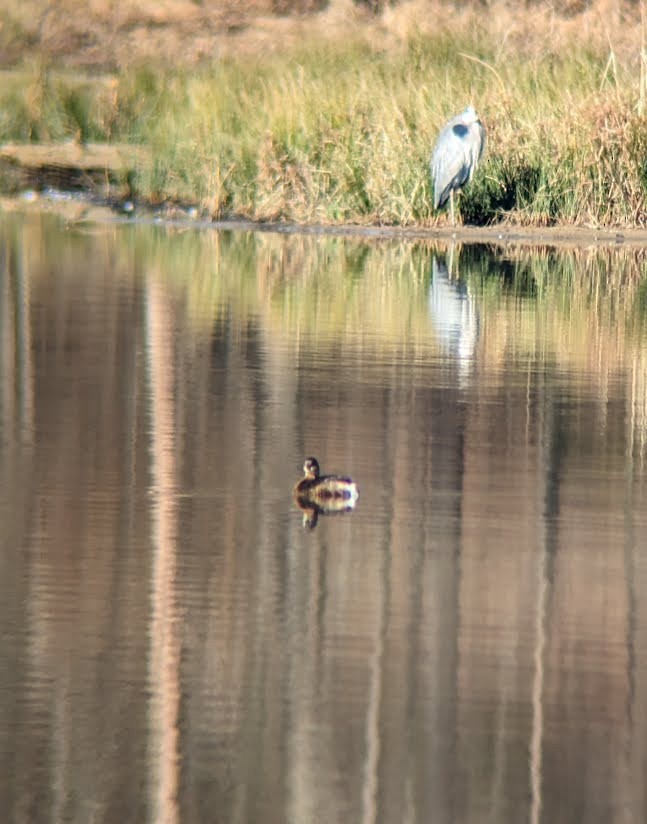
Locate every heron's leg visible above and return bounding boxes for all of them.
[449,190,455,226]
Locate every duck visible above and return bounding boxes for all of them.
[294,457,359,504]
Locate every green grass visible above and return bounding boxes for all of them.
[2,21,647,227]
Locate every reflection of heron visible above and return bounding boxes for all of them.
[429,254,479,374]
[431,106,486,226]
[293,457,359,529]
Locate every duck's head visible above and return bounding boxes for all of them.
[303,457,320,479]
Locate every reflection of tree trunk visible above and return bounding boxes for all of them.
[624,352,646,815]
[361,535,390,824]
[424,387,464,819]
[1,246,16,433]
[146,280,180,824]
[530,370,551,824]
[0,232,34,440]
[13,237,34,443]
[4,230,39,822]
[530,370,561,824]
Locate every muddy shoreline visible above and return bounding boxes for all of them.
[3,190,647,250]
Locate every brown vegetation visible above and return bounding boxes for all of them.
[2,0,645,71]
[3,0,647,226]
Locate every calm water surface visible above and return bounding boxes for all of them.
[2,211,647,823]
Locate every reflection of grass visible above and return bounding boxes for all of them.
[254,236,437,354]
[129,226,647,373]
[3,1,647,225]
[11,211,647,376]
[457,245,647,387]
[9,207,647,431]
[149,229,439,351]
[97,224,647,333]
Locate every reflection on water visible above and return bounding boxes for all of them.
[429,251,479,381]
[2,211,647,823]
[293,493,358,530]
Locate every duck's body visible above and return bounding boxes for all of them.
[294,457,359,504]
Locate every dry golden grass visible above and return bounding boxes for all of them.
[2,0,645,70]
[3,0,647,226]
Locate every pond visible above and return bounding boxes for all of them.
[2,209,647,823]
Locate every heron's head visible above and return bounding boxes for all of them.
[463,105,480,124]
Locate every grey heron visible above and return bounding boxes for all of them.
[431,106,486,226]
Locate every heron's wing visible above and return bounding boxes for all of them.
[466,121,486,182]
[431,123,472,209]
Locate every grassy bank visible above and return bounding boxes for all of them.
[2,0,647,227]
